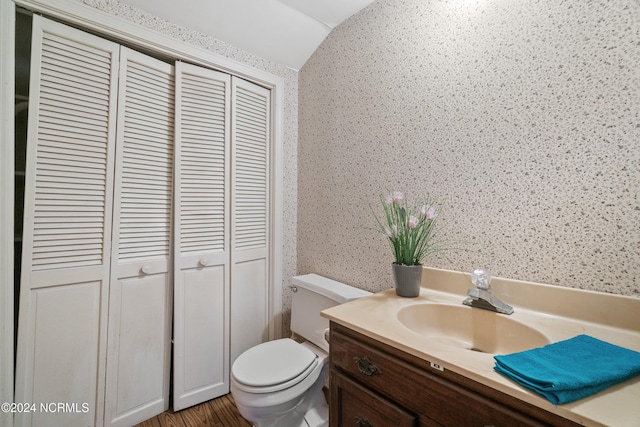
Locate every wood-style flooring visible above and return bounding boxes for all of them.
[134,394,252,427]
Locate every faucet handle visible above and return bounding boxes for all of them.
[471,268,491,290]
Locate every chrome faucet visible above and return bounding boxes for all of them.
[462,269,514,315]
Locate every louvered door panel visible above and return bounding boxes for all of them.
[233,85,268,250]
[178,73,227,254]
[230,77,271,364]
[15,16,119,427]
[105,47,174,427]
[173,62,231,411]
[30,31,113,271]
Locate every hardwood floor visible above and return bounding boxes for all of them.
[135,394,252,427]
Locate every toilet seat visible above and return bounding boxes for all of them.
[232,338,318,394]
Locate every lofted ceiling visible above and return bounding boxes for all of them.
[116,0,376,70]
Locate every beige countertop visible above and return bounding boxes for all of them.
[321,267,640,427]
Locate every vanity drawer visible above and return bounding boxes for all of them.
[331,327,430,405]
[331,370,420,427]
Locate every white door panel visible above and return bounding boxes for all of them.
[230,258,268,363]
[173,61,231,411]
[105,46,174,427]
[230,77,271,365]
[178,266,227,395]
[15,16,119,427]
[105,274,170,426]
[30,282,102,427]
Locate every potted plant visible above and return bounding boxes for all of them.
[372,191,450,297]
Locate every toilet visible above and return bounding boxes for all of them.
[231,274,371,427]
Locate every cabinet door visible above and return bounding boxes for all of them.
[230,77,271,363]
[15,15,119,427]
[331,370,418,427]
[173,61,231,411]
[104,47,174,427]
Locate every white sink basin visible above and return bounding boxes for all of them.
[397,303,550,354]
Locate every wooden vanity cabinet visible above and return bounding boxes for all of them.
[329,322,581,427]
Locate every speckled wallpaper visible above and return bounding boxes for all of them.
[299,0,639,297]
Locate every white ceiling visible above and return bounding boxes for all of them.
[116,0,376,70]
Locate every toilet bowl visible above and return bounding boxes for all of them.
[230,274,371,427]
[231,340,328,427]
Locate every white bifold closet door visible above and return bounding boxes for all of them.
[15,16,119,427]
[173,62,231,411]
[172,65,272,411]
[16,17,174,427]
[104,47,174,427]
[17,14,273,421]
[230,78,271,364]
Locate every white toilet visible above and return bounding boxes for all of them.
[231,274,371,427]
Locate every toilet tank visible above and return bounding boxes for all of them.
[290,274,371,352]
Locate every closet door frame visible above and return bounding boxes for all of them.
[0,2,16,427]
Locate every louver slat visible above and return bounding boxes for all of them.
[233,86,269,250]
[118,59,174,261]
[179,73,227,254]
[30,31,114,270]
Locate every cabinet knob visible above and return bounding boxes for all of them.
[353,356,382,376]
[355,416,373,427]
[141,265,151,274]
[199,257,209,267]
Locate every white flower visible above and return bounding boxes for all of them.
[422,205,436,219]
[408,215,418,229]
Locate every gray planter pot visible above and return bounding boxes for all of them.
[392,263,423,297]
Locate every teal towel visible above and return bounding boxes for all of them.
[494,334,640,404]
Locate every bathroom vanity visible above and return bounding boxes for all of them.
[329,322,577,426]
[321,268,640,427]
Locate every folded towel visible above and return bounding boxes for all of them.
[494,334,640,404]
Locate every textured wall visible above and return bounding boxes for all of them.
[81,0,299,331]
[299,0,639,297]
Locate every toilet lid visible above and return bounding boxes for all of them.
[232,338,317,387]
